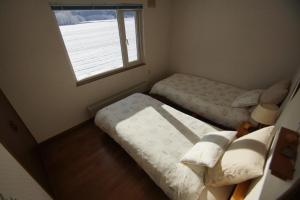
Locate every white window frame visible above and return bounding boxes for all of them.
[51,5,144,86]
[117,9,144,68]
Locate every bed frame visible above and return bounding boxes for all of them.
[230,180,252,200]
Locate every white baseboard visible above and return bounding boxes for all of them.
[87,81,150,117]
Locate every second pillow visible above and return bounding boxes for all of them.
[181,131,237,169]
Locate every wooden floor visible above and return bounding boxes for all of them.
[40,121,168,200]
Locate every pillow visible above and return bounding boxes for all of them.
[205,126,274,187]
[181,131,237,169]
[232,89,263,107]
[260,80,290,104]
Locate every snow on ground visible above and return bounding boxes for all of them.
[59,18,137,81]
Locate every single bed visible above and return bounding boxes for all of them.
[150,73,250,129]
[95,93,234,200]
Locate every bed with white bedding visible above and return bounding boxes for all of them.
[95,93,233,200]
[150,73,250,129]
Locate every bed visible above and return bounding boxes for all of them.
[150,73,250,129]
[95,93,234,200]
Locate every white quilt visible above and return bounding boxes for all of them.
[150,73,250,129]
[95,93,233,200]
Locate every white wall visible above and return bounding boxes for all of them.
[246,69,300,200]
[0,0,171,142]
[169,0,300,89]
[258,82,300,200]
[1,0,299,143]
[0,143,52,200]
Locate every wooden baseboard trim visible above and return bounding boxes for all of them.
[39,119,93,147]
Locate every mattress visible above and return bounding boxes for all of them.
[150,73,250,129]
[95,93,233,200]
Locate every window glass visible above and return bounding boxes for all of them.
[124,11,138,62]
[52,6,144,83]
[54,10,123,81]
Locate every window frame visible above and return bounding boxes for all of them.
[51,5,145,86]
[118,9,144,68]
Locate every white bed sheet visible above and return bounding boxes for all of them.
[150,73,250,129]
[95,93,233,200]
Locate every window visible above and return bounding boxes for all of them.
[51,5,144,84]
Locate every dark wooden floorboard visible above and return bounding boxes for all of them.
[40,121,168,200]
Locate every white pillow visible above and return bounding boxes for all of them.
[232,90,263,107]
[181,131,237,169]
[205,126,274,187]
[260,80,290,104]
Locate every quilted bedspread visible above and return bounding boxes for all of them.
[150,73,250,128]
[95,93,233,200]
